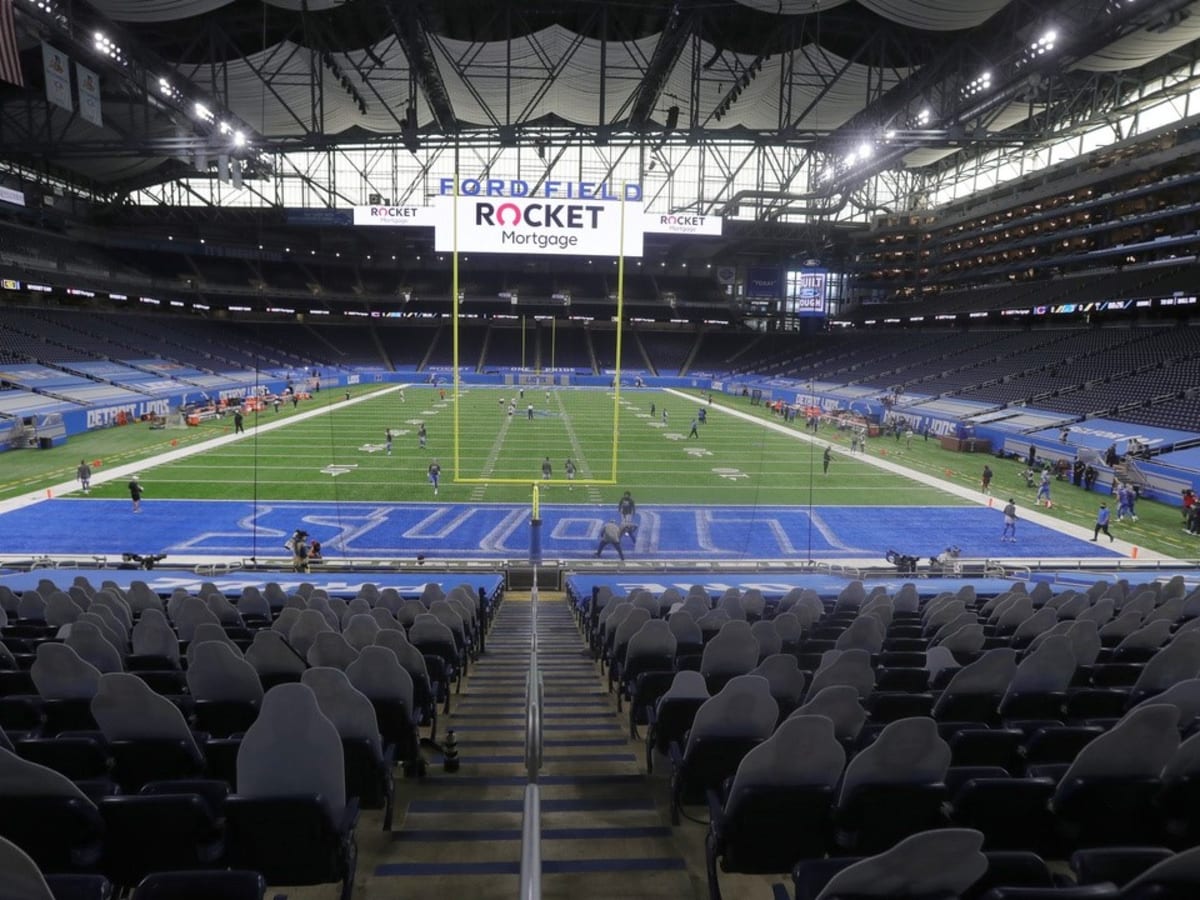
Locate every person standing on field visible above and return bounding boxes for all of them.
[981,465,993,495]
[618,490,636,531]
[418,423,427,450]
[823,446,832,475]
[595,521,626,561]
[128,475,144,512]
[541,457,552,480]
[1092,503,1114,542]
[565,458,576,490]
[428,459,441,496]
[1001,499,1018,542]
[233,409,245,434]
[77,460,92,494]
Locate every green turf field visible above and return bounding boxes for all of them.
[3,382,1196,558]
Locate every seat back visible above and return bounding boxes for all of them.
[792,685,867,742]
[813,828,987,900]
[31,642,101,701]
[187,641,264,703]
[238,683,345,822]
[301,667,382,755]
[837,717,950,805]
[807,649,875,701]
[306,632,360,670]
[92,672,198,749]
[1056,704,1180,801]
[685,675,777,756]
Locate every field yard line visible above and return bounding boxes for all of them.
[663,387,1170,561]
[470,407,516,501]
[554,392,603,502]
[0,385,405,517]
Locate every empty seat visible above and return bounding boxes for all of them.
[700,621,760,694]
[706,716,845,900]
[833,717,951,854]
[302,667,395,829]
[91,673,205,790]
[229,683,357,900]
[668,674,777,824]
[0,747,104,872]
[1052,704,1180,848]
[186,641,263,738]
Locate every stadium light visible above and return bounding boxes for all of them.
[93,32,126,65]
[233,131,246,147]
[193,102,214,123]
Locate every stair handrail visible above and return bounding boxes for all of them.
[519,575,544,899]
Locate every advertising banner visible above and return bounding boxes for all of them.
[431,195,644,258]
[642,212,722,236]
[351,205,440,227]
[793,268,827,317]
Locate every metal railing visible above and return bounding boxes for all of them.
[519,576,544,900]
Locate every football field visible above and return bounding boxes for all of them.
[47,383,960,508]
[0,382,1187,561]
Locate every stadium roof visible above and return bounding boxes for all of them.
[3,0,1200,235]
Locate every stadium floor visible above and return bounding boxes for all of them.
[0,498,1128,562]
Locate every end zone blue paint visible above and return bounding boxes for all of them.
[0,499,1124,560]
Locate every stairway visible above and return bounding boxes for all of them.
[376,594,693,899]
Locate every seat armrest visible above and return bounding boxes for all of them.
[667,741,684,767]
[339,796,361,834]
[705,788,726,828]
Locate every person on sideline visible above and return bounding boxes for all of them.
[541,457,552,480]
[128,475,144,512]
[565,458,576,490]
[823,446,832,475]
[233,409,245,434]
[1092,503,1114,542]
[77,460,92,494]
[980,465,993,495]
[1001,498,1018,542]
[1037,470,1053,508]
[595,521,626,561]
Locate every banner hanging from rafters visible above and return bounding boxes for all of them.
[76,63,102,127]
[41,43,71,112]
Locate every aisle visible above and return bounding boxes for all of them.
[376,594,694,900]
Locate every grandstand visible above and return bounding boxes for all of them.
[3,0,1200,898]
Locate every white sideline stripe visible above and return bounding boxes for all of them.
[662,387,1173,562]
[0,385,405,517]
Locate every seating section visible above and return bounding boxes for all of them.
[8,572,1200,898]
[574,575,1200,900]
[0,575,498,898]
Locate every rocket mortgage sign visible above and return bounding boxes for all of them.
[350,177,720,259]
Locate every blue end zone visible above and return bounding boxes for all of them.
[0,499,1122,561]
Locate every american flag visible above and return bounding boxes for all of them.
[0,0,23,87]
